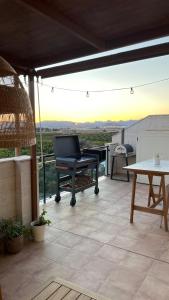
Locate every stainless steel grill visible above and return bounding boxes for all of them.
[114,144,134,155]
[111,144,134,182]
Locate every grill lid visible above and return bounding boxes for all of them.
[114,144,133,154]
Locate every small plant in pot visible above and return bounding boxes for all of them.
[0,219,27,254]
[31,209,51,242]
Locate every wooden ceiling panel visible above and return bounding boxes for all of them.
[0,0,92,67]
[0,0,168,71]
[51,0,169,40]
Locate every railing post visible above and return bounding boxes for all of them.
[28,74,38,220]
[43,157,46,204]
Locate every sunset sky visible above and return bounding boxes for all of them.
[35,37,169,122]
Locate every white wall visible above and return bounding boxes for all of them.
[136,130,169,184]
[124,115,169,151]
[0,156,33,224]
[112,132,122,144]
[0,158,16,219]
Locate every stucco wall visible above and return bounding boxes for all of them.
[0,156,32,224]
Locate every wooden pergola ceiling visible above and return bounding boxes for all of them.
[0,0,169,77]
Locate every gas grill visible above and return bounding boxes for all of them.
[110,144,134,182]
[53,135,100,206]
[114,144,134,155]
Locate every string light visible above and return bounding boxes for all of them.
[22,76,169,95]
[40,76,43,86]
[130,87,134,94]
[86,91,89,97]
[23,75,27,86]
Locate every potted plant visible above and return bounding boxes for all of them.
[0,219,27,254]
[31,209,51,242]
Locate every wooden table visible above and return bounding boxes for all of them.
[124,160,169,231]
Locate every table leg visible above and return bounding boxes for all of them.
[130,173,137,223]
[158,179,162,200]
[161,175,168,232]
[148,175,156,206]
[110,156,115,179]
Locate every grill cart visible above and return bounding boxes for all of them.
[53,135,100,206]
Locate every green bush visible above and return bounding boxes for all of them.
[0,219,28,239]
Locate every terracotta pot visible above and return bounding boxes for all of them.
[5,235,24,254]
[31,221,46,242]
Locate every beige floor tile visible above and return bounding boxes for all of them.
[95,244,128,264]
[45,227,62,242]
[160,249,169,263]
[0,271,33,298]
[117,225,146,240]
[132,237,168,259]
[106,265,146,295]
[9,253,52,276]
[89,229,115,243]
[90,212,117,224]
[148,260,169,284]
[99,280,134,300]
[33,261,76,283]
[34,241,70,263]
[134,275,169,300]
[60,249,91,270]
[52,231,83,248]
[1,177,169,299]
[109,235,139,251]
[120,252,153,273]
[71,270,103,292]
[99,222,125,234]
[10,278,45,300]
[79,217,104,230]
[83,257,116,280]
[53,220,76,231]
[69,224,95,236]
[72,237,102,254]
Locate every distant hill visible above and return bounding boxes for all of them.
[36,120,137,129]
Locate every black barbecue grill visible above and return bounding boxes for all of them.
[53,135,101,206]
[110,144,134,182]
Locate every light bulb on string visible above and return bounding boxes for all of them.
[130,87,134,94]
[23,75,27,86]
[86,91,89,97]
[40,77,43,86]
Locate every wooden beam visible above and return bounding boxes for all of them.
[107,24,169,50]
[17,0,105,51]
[37,42,169,78]
[0,52,36,75]
[28,75,38,221]
[27,47,98,69]
[13,65,37,76]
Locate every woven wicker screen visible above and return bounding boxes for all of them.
[0,56,36,148]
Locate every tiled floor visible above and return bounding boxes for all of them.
[1,177,169,299]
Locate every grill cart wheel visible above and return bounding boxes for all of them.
[55,195,61,203]
[70,197,76,207]
[94,187,99,194]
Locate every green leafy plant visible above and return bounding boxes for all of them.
[0,219,28,240]
[35,209,51,226]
